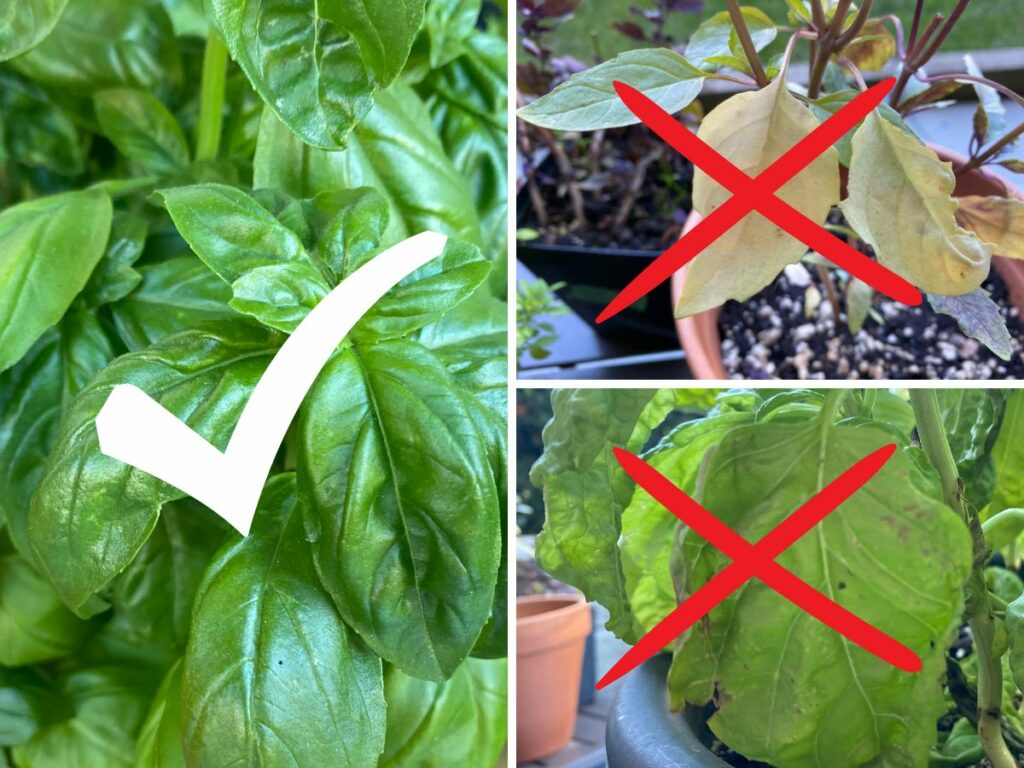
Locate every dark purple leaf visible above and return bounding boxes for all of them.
[665,0,704,12]
[613,21,647,40]
[927,289,1013,361]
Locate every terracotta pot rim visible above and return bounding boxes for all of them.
[515,592,588,628]
[671,143,1024,380]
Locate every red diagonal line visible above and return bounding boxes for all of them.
[597,77,922,323]
[597,443,920,689]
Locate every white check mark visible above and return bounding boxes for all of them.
[95,231,448,535]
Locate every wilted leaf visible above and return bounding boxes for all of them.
[842,112,991,295]
[846,277,874,333]
[963,54,1005,139]
[926,289,1012,360]
[677,78,840,316]
[517,49,703,131]
[955,195,1024,260]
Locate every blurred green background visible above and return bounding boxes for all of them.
[533,1,1017,64]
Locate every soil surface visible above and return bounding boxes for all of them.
[519,126,694,251]
[718,264,1024,380]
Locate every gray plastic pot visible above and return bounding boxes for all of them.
[606,655,729,768]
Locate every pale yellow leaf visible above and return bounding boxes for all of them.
[841,112,991,296]
[677,77,840,317]
[956,195,1024,260]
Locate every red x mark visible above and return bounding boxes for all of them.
[596,77,923,324]
[597,443,921,690]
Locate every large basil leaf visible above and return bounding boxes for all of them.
[11,666,157,768]
[935,389,1006,510]
[297,339,500,681]
[668,417,972,767]
[0,310,114,558]
[207,0,425,149]
[181,474,386,767]
[28,321,279,616]
[0,190,112,373]
[531,389,659,643]
[110,257,237,351]
[421,0,481,69]
[0,0,69,61]
[0,547,97,666]
[11,0,182,96]
[419,33,506,262]
[94,88,190,176]
[253,85,481,247]
[381,657,507,767]
[134,659,185,768]
[988,390,1024,519]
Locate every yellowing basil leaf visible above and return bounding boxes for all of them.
[207,0,425,149]
[517,48,703,131]
[0,0,69,61]
[0,190,112,373]
[843,21,896,72]
[182,475,385,767]
[842,112,991,295]
[955,195,1024,260]
[678,79,840,317]
[810,94,914,168]
[669,418,971,766]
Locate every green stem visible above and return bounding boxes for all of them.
[195,32,228,163]
[909,390,1015,768]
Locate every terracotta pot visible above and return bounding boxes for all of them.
[516,593,592,763]
[671,145,1024,380]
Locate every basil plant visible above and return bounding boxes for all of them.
[532,388,1024,768]
[0,0,508,766]
[518,0,1024,360]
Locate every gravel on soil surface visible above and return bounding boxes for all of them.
[718,264,1024,380]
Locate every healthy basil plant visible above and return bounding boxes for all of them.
[519,0,1024,361]
[532,387,1024,767]
[0,1,508,766]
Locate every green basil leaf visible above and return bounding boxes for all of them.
[0,310,114,559]
[11,0,182,96]
[94,88,190,175]
[351,239,490,341]
[110,257,237,351]
[531,389,659,643]
[518,48,704,131]
[182,474,385,767]
[419,33,507,263]
[11,666,157,768]
[935,389,1006,510]
[228,262,329,334]
[381,657,507,767]
[0,71,84,175]
[207,0,425,149]
[988,390,1024,519]
[28,321,279,616]
[668,417,971,766]
[302,188,390,276]
[422,0,481,69]
[81,211,146,308]
[0,667,63,747]
[0,189,112,373]
[297,339,500,680]
[0,549,98,665]
[134,659,185,768]
[686,7,776,70]
[253,84,481,247]
[0,0,69,61]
